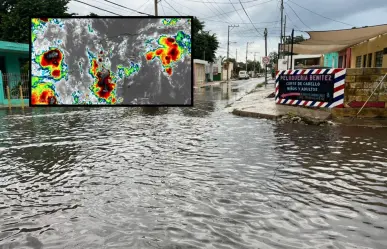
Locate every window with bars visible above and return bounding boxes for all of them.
[356,56,361,68]
[363,55,367,67]
[375,51,383,67]
[367,53,372,67]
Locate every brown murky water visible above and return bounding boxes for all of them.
[0,90,387,248]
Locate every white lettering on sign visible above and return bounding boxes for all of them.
[280,74,332,81]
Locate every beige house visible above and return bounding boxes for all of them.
[194,59,208,87]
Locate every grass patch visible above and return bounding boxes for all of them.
[256,83,264,88]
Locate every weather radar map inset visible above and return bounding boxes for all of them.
[30,17,192,106]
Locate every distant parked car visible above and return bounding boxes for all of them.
[238,71,249,80]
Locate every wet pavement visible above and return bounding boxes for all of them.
[0,83,387,248]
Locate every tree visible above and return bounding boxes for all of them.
[88,12,99,16]
[192,17,219,63]
[0,0,72,43]
[269,51,278,64]
[284,35,305,45]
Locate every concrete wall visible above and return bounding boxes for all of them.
[222,62,233,81]
[194,63,206,86]
[332,68,387,118]
[323,52,339,68]
[350,34,387,68]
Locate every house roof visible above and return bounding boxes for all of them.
[0,40,29,53]
[281,24,387,54]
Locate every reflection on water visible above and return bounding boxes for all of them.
[0,92,387,248]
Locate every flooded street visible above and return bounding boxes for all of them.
[1,82,387,249]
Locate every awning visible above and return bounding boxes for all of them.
[280,44,349,54]
[301,24,387,45]
[280,24,387,54]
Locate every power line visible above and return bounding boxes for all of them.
[287,0,353,27]
[284,10,301,30]
[164,0,182,15]
[285,2,313,31]
[238,0,264,36]
[102,0,153,15]
[203,0,275,19]
[138,0,152,11]
[160,0,166,14]
[188,0,265,3]
[229,0,246,23]
[72,0,122,15]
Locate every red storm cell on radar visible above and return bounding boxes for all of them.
[95,70,115,100]
[145,35,183,76]
[40,49,62,68]
[39,18,49,22]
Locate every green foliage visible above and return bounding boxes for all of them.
[269,51,278,64]
[192,17,219,63]
[0,0,71,43]
[284,35,305,45]
[21,60,29,74]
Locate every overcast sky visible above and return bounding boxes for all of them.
[68,0,387,63]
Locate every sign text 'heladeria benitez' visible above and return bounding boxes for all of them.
[278,73,334,102]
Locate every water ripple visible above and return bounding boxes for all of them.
[0,102,387,248]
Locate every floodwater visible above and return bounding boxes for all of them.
[1,84,387,249]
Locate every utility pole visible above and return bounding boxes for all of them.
[283,15,286,44]
[154,0,158,16]
[227,25,238,94]
[246,42,253,72]
[280,0,284,59]
[264,28,268,86]
[235,49,238,75]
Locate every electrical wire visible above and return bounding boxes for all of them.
[238,0,264,36]
[284,10,301,30]
[138,0,152,11]
[229,0,246,23]
[160,0,166,14]
[102,0,153,15]
[203,0,275,19]
[164,0,182,15]
[285,2,313,31]
[287,0,353,27]
[189,0,268,4]
[72,0,122,15]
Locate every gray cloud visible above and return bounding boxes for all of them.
[67,0,387,62]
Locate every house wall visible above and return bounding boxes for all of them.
[332,68,387,118]
[350,34,387,68]
[338,48,351,68]
[323,52,339,68]
[0,43,29,106]
[194,63,205,86]
[0,51,28,74]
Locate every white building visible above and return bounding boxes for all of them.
[278,54,323,70]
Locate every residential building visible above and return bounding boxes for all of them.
[0,40,29,106]
[278,54,322,70]
[350,33,387,68]
[193,59,207,87]
[323,52,339,68]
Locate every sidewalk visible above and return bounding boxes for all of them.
[225,80,333,124]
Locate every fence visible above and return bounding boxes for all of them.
[0,71,29,107]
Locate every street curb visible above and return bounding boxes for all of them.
[232,109,279,120]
